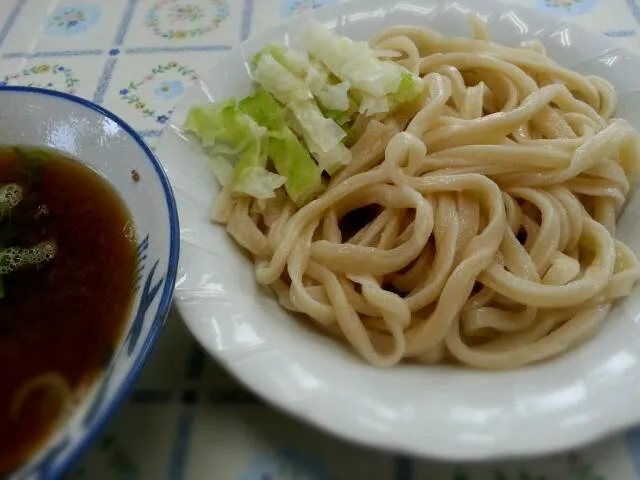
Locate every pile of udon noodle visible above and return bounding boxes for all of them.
[215,21,640,369]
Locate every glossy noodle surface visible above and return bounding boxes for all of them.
[208,21,640,369]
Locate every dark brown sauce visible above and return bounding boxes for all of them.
[0,148,136,475]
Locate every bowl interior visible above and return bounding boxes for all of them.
[160,0,640,461]
[0,87,178,479]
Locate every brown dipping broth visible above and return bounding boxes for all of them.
[0,147,136,474]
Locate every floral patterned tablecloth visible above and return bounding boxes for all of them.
[2,0,640,478]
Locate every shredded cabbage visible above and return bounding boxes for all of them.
[239,89,323,205]
[254,43,351,113]
[252,49,352,172]
[288,100,346,153]
[186,23,425,205]
[303,21,423,114]
[283,101,351,173]
[253,53,312,104]
[184,101,285,199]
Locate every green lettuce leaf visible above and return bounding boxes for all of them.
[303,21,423,115]
[240,89,323,205]
[184,100,285,199]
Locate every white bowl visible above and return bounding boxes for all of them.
[0,86,179,480]
[157,0,640,460]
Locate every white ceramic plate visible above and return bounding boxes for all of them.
[157,0,640,460]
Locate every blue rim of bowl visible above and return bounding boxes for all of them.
[0,86,180,480]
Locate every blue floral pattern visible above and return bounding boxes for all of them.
[238,449,328,480]
[146,0,230,40]
[44,4,101,35]
[119,61,197,125]
[0,64,79,94]
[155,80,184,99]
[536,0,598,15]
[279,0,336,17]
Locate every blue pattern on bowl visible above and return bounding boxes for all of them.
[126,239,166,357]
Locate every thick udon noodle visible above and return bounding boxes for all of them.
[10,372,72,419]
[212,20,640,369]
